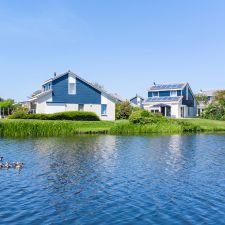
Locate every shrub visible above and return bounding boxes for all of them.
[116,101,133,120]
[201,103,225,120]
[129,109,167,124]
[8,111,100,121]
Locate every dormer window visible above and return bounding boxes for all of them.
[171,91,177,97]
[68,75,76,95]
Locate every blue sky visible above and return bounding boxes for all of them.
[0,0,225,101]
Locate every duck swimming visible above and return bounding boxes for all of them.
[14,162,24,169]
[0,156,3,161]
[4,162,12,169]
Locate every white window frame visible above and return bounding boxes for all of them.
[68,76,76,95]
[170,90,177,97]
[101,104,107,116]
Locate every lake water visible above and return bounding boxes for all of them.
[0,134,225,225]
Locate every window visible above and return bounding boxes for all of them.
[152,92,159,97]
[78,104,84,111]
[171,91,177,97]
[151,109,159,113]
[68,76,76,95]
[68,83,76,95]
[101,104,107,115]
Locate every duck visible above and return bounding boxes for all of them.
[4,162,12,169]
[14,162,24,169]
[0,156,3,161]
[0,163,4,169]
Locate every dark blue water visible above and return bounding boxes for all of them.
[0,135,225,225]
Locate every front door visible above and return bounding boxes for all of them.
[161,107,165,116]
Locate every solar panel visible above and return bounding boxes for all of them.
[145,96,181,103]
[150,83,185,91]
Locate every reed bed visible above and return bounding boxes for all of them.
[0,120,114,137]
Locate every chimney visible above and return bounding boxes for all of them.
[54,72,57,77]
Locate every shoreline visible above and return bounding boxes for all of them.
[1,119,225,138]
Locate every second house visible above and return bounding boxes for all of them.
[143,83,197,118]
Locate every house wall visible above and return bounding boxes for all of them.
[36,92,115,121]
[144,101,197,118]
[36,92,52,114]
[100,94,115,121]
[52,74,101,104]
[144,102,181,118]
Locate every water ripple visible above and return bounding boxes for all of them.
[0,134,225,224]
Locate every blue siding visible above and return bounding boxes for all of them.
[177,90,181,96]
[52,74,101,104]
[130,98,138,105]
[182,85,195,107]
[159,91,170,97]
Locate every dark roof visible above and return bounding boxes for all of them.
[149,83,187,91]
[145,96,182,103]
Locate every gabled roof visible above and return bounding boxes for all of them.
[145,96,182,103]
[149,83,187,91]
[130,94,145,101]
[42,71,118,103]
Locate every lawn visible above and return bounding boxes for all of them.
[183,118,225,131]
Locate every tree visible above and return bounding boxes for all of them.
[0,99,15,116]
[215,90,225,105]
[195,94,209,105]
[116,101,133,120]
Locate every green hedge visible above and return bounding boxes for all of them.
[8,111,100,121]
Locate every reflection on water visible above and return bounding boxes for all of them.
[0,134,225,224]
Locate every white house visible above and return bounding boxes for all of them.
[143,83,197,118]
[29,71,117,121]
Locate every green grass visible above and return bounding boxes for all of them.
[0,118,225,137]
[0,119,114,137]
[183,118,225,132]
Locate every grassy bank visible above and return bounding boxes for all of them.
[0,118,225,137]
[183,119,225,132]
[0,119,114,137]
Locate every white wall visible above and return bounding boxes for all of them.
[36,92,52,114]
[46,103,66,114]
[35,92,115,121]
[101,94,116,121]
[144,101,183,118]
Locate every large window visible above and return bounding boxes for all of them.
[101,104,107,115]
[152,92,159,97]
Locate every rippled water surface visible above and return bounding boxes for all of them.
[0,134,225,225]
